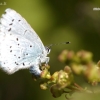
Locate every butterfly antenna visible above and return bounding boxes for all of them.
[47,41,71,49]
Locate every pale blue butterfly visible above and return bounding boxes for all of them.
[0,8,50,76]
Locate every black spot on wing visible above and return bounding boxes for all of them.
[26,53,28,55]
[30,45,32,47]
[16,38,18,41]
[18,57,20,59]
[12,19,14,22]
[15,62,19,65]
[24,30,27,34]
[18,20,21,22]
[8,28,11,31]
[10,50,12,52]
[9,23,13,25]
[23,63,25,66]
[10,46,12,48]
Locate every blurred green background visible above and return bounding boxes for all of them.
[0,0,100,100]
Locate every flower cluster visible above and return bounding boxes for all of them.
[58,50,100,85]
[33,50,100,98]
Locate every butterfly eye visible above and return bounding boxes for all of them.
[45,47,51,54]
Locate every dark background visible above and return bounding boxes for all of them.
[0,0,100,100]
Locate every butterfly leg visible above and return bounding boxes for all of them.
[45,57,49,64]
[40,57,49,65]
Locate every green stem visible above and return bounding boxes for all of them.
[67,83,93,94]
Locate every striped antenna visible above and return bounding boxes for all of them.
[47,41,71,49]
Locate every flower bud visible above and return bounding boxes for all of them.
[40,83,48,90]
[84,63,100,85]
[50,84,63,98]
[76,50,93,64]
[58,50,68,62]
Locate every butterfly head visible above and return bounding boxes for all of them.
[45,46,51,55]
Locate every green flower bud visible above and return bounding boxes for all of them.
[71,64,84,75]
[41,69,51,79]
[76,50,93,64]
[40,83,48,90]
[64,66,72,74]
[58,50,68,62]
[51,72,59,83]
[84,63,100,85]
[50,84,64,98]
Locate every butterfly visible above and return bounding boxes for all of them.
[0,8,50,76]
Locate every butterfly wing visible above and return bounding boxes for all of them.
[0,8,45,50]
[0,8,47,74]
